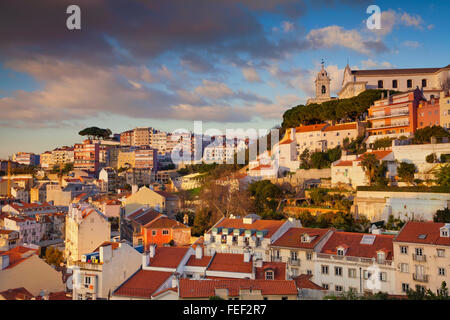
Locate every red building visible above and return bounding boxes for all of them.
[417,96,440,129]
[74,140,100,173]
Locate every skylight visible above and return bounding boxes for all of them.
[418,234,427,239]
[360,234,376,245]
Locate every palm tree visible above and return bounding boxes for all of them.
[360,153,378,186]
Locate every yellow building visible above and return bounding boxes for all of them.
[393,221,450,295]
[117,150,136,169]
[123,186,171,216]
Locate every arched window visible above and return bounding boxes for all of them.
[407,79,412,88]
[378,80,384,89]
[422,79,427,88]
[321,85,326,94]
[392,80,398,88]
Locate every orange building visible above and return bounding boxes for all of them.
[143,216,191,249]
[417,96,440,129]
[367,89,424,137]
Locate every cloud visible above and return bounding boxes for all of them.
[361,59,395,69]
[402,41,421,48]
[400,12,424,29]
[194,80,233,100]
[242,67,262,83]
[282,21,295,32]
[368,9,427,37]
[306,26,387,54]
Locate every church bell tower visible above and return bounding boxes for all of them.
[315,60,331,100]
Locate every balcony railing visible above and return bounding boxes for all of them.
[412,254,427,262]
[368,111,409,120]
[271,256,283,262]
[316,253,392,265]
[288,258,301,266]
[72,261,103,271]
[369,122,410,130]
[413,273,429,283]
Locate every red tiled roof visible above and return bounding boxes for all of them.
[207,253,252,273]
[151,287,178,298]
[0,287,34,300]
[394,221,450,246]
[185,254,213,267]
[148,246,190,268]
[320,232,394,260]
[292,274,324,290]
[0,246,38,269]
[255,262,286,280]
[144,217,189,229]
[352,67,442,76]
[113,269,172,298]
[212,218,285,239]
[128,208,161,226]
[356,150,392,161]
[8,202,55,211]
[179,279,298,298]
[323,123,357,132]
[295,123,327,133]
[334,160,354,167]
[272,227,331,249]
[250,164,273,171]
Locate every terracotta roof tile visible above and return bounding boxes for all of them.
[179,279,298,298]
[207,253,252,273]
[255,262,287,280]
[394,221,450,246]
[356,150,392,161]
[144,217,189,229]
[148,246,190,268]
[211,218,285,239]
[292,274,324,290]
[186,254,213,267]
[0,287,34,300]
[113,269,172,298]
[323,123,357,132]
[334,160,354,167]
[295,123,327,133]
[272,227,331,249]
[320,232,394,260]
[0,246,38,269]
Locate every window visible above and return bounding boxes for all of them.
[306,252,312,260]
[363,270,372,280]
[335,285,343,292]
[322,284,329,290]
[400,263,409,273]
[335,267,343,276]
[265,271,274,280]
[438,268,446,276]
[162,229,169,235]
[152,230,157,236]
[321,265,329,275]
[282,296,288,300]
[337,249,344,256]
[348,268,357,278]
[307,270,312,275]
[402,283,409,293]
[291,251,298,261]
[437,249,445,257]
[392,80,398,88]
[379,272,387,282]
[407,79,412,88]
[322,85,326,94]
[85,276,91,284]
[291,268,299,277]
[415,248,423,256]
[378,80,384,89]
[400,246,408,254]
[422,79,427,87]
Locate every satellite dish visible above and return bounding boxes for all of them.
[66,275,73,290]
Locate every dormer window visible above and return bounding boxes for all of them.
[377,251,386,263]
[301,234,310,243]
[265,271,274,280]
[441,227,449,238]
[337,248,345,256]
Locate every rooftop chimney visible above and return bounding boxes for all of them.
[195,245,203,260]
[0,254,10,270]
[150,244,156,258]
[243,250,251,263]
[142,251,150,267]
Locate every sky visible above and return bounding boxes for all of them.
[0,0,449,158]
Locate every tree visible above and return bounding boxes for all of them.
[248,180,283,215]
[426,153,437,163]
[44,247,64,267]
[299,148,311,169]
[373,137,393,150]
[386,214,405,230]
[434,207,450,223]
[434,164,450,187]
[397,162,416,185]
[360,153,379,186]
[310,152,329,169]
[412,125,450,144]
[78,127,112,140]
[407,282,449,300]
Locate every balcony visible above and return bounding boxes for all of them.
[271,256,283,262]
[412,254,427,262]
[368,122,410,130]
[288,258,301,266]
[368,111,409,120]
[413,273,429,283]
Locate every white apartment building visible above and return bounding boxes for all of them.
[314,231,396,295]
[71,241,142,300]
[3,215,44,245]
